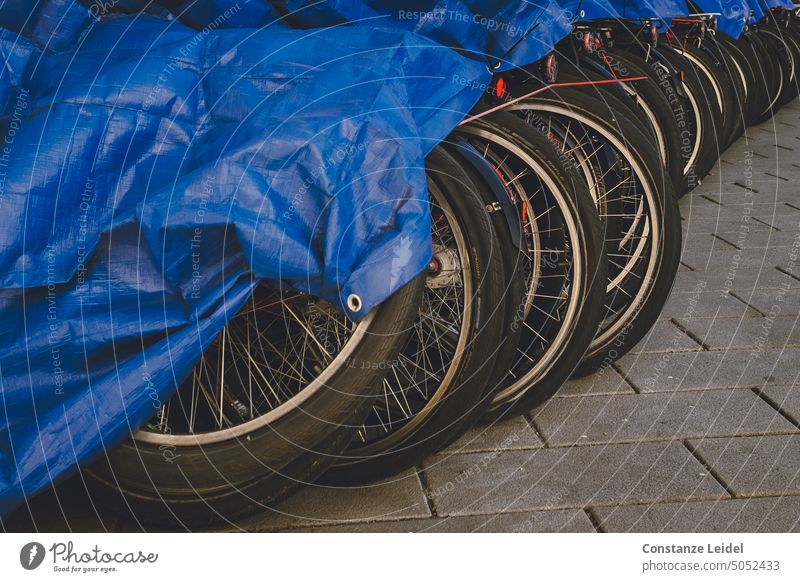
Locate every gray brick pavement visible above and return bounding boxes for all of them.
[689,435,800,497]
[533,390,796,446]
[420,442,727,516]
[595,497,800,532]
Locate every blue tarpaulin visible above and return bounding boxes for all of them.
[561,0,689,25]
[556,0,622,21]
[0,1,571,515]
[609,0,689,19]
[746,0,767,22]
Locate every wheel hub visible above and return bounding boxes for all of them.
[426,244,461,289]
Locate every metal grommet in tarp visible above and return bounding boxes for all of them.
[346,294,363,313]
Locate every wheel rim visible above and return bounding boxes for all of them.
[344,178,474,456]
[618,81,670,167]
[456,123,585,406]
[680,80,704,173]
[509,102,663,359]
[681,51,725,112]
[135,286,373,446]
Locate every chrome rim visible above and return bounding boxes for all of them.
[681,80,704,172]
[509,102,663,358]
[457,123,584,406]
[346,178,473,455]
[681,51,725,112]
[619,81,670,167]
[136,286,372,446]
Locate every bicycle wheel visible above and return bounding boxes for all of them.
[454,112,607,418]
[591,47,691,195]
[506,87,681,374]
[322,147,511,483]
[677,42,743,149]
[745,29,783,124]
[657,45,724,178]
[759,24,799,110]
[703,35,747,146]
[86,268,424,527]
[716,32,770,126]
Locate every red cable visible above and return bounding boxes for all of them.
[596,40,619,79]
[459,77,648,126]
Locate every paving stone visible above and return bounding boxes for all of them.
[616,349,800,392]
[751,205,800,226]
[291,508,595,532]
[421,442,727,516]
[628,319,701,354]
[681,247,797,272]
[681,217,775,236]
[703,168,782,187]
[738,285,800,315]
[555,365,635,397]
[690,435,800,497]
[714,229,800,250]
[681,194,727,209]
[680,191,778,210]
[760,385,800,425]
[717,270,794,294]
[702,187,791,206]
[443,416,542,454]
[679,203,753,221]
[720,142,786,167]
[682,231,731,252]
[595,497,800,532]
[679,209,758,223]
[703,193,776,207]
[711,163,783,180]
[533,390,795,446]
[754,212,800,231]
[684,315,800,351]
[660,290,760,320]
[698,167,752,186]
[220,469,431,532]
[671,267,800,294]
[754,163,800,180]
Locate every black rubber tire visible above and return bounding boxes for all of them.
[780,29,800,106]
[785,23,800,104]
[510,87,681,375]
[704,36,747,147]
[321,147,510,484]
[555,58,656,135]
[554,65,685,197]
[746,30,783,124]
[442,141,527,399]
[86,275,425,528]
[456,111,607,418]
[760,25,800,110]
[757,29,792,114]
[684,42,744,149]
[718,32,771,126]
[597,47,691,196]
[657,45,724,179]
